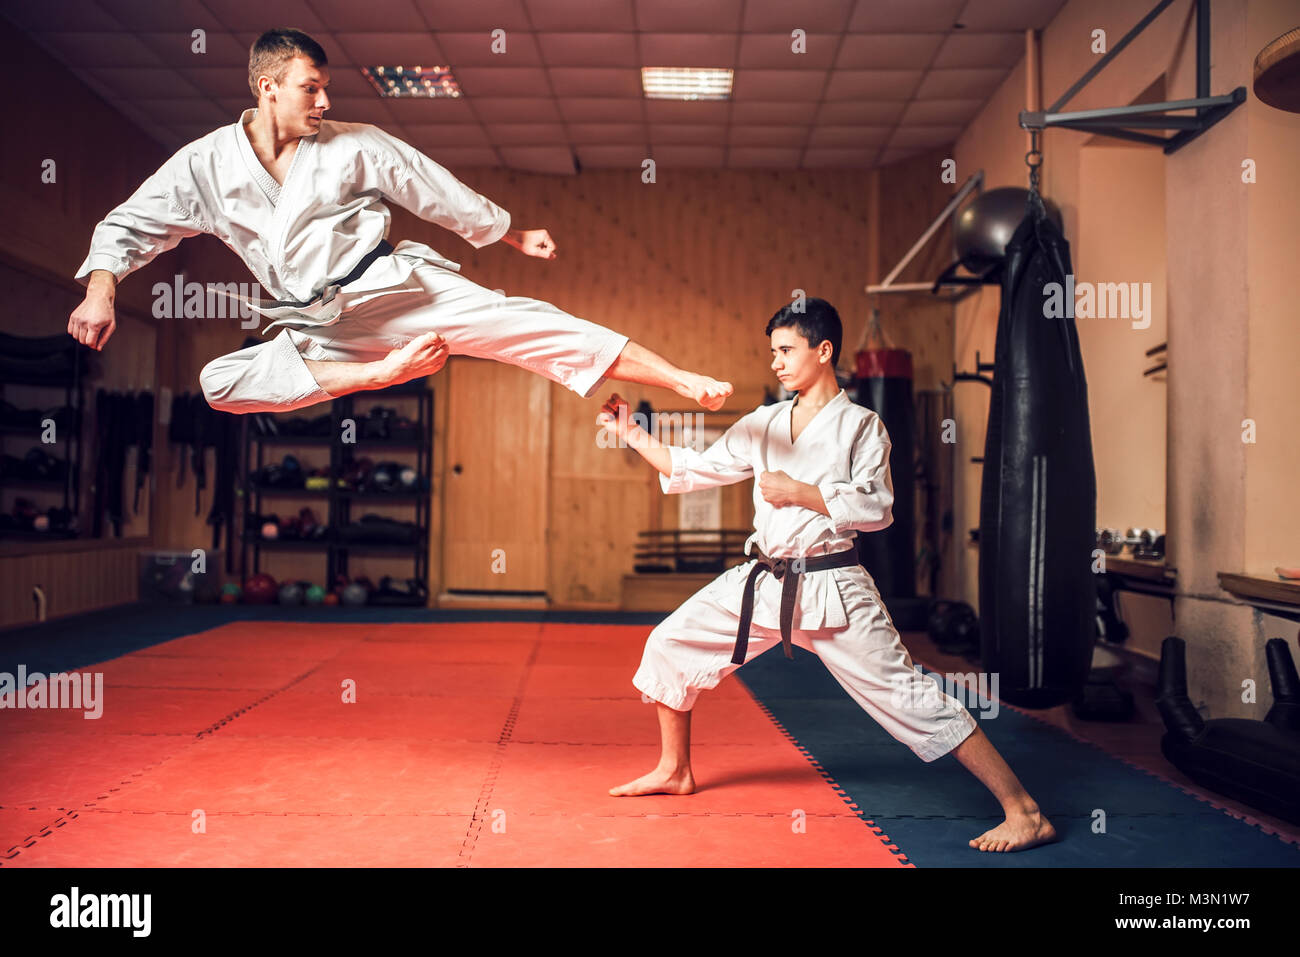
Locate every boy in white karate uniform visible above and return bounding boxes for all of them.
[68,28,732,415]
[598,298,1056,853]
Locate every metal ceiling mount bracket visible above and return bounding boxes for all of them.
[1019,0,1246,153]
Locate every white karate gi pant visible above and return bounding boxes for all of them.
[633,565,978,763]
[199,247,630,413]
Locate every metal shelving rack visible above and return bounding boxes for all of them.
[0,355,86,542]
[240,380,433,600]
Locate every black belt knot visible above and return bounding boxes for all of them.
[732,545,861,666]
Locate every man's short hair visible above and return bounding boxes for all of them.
[765,298,843,368]
[248,29,328,100]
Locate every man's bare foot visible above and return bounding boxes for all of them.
[609,765,696,797]
[677,373,733,411]
[969,807,1057,852]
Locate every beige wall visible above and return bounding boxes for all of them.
[954,0,1300,714]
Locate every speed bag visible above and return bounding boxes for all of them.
[978,207,1097,708]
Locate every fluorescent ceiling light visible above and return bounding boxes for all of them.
[641,67,733,100]
[362,65,461,98]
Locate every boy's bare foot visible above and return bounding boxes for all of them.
[677,373,733,411]
[609,765,696,797]
[969,807,1057,852]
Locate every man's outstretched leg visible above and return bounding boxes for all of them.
[951,725,1057,852]
[608,701,696,796]
[604,341,732,411]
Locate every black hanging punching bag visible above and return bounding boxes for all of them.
[979,201,1096,708]
[854,347,915,602]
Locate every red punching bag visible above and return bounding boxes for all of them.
[852,310,916,605]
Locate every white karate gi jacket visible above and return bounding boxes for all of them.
[660,390,894,632]
[74,108,511,322]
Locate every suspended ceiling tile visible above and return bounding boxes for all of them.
[1,0,123,31]
[567,123,646,144]
[296,0,428,32]
[652,145,728,167]
[85,67,205,99]
[848,0,965,32]
[642,99,731,124]
[899,98,985,124]
[199,0,330,31]
[421,146,501,167]
[536,32,638,67]
[834,33,945,70]
[732,70,828,101]
[487,123,570,145]
[956,0,1067,31]
[806,125,891,148]
[814,100,908,124]
[187,66,263,98]
[639,33,738,68]
[126,97,231,126]
[633,0,743,32]
[726,146,803,167]
[557,97,644,122]
[727,125,811,147]
[32,31,166,68]
[802,147,879,167]
[95,0,222,31]
[524,0,636,32]
[931,31,1025,69]
[823,69,923,100]
[412,0,533,32]
[886,124,962,148]
[738,33,840,70]
[470,97,563,123]
[741,0,857,33]
[914,67,1007,98]
[547,68,643,97]
[433,31,542,66]
[877,145,930,166]
[452,68,551,97]
[403,123,493,148]
[498,145,577,173]
[380,95,482,123]
[730,101,815,124]
[323,96,400,123]
[333,33,446,67]
[648,124,726,145]
[574,144,648,168]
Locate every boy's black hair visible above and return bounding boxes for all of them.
[249,29,329,100]
[765,297,842,368]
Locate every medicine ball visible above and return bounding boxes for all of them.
[955,187,1064,272]
[341,582,370,607]
[243,573,278,605]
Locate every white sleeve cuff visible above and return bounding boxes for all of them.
[659,445,690,494]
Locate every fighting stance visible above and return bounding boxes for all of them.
[68,29,732,414]
[598,299,1056,853]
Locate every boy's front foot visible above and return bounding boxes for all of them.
[609,764,696,797]
[677,373,733,411]
[969,807,1057,852]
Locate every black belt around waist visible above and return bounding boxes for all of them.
[733,546,862,665]
[265,239,395,309]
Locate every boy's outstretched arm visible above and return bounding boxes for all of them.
[597,392,754,490]
[597,393,673,476]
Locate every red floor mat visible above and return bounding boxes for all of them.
[3,621,909,867]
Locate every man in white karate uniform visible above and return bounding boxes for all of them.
[68,28,733,414]
[598,298,1057,853]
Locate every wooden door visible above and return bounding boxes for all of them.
[440,358,550,593]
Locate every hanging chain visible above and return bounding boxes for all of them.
[1025,128,1045,216]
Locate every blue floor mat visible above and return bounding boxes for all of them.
[733,645,1300,867]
